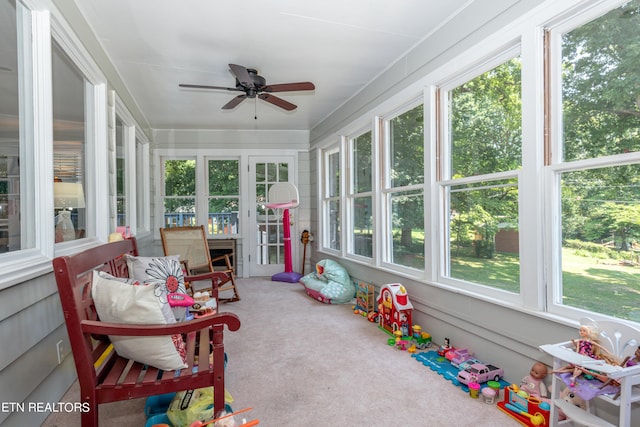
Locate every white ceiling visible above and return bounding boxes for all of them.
[74,0,475,131]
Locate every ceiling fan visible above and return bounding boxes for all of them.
[179,64,315,111]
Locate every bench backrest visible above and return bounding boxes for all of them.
[52,238,139,383]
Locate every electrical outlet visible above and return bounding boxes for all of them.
[56,340,64,364]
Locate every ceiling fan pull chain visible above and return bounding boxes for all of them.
[254,98,257,120]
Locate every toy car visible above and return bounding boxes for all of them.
[457,363,504,385]
[457,357,483,371]
[437,338,455,358]
[410,332,432,349]
[450,348,474,367]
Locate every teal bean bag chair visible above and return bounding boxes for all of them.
[299,259,354,304]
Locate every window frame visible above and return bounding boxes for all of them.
[320,144,343,254]
[160,156,198,229]
[346,127,375,261]
[112,94,150,237]
[0,0,109,289]
[205,157,241,237]
[435,47,524,304]
[113,94,139,234]
[544,0,640,320]
[379,99,426,274]
[134,130,151,236]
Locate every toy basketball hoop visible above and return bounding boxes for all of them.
[266,183,302,283]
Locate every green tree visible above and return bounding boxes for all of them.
[390,104,424,249]
[449,58,522,252]
[562,1,640,161]
[164,159,195,213]
[560,1,640,254]
[451,58,522,177]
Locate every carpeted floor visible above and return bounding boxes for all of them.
[42,278,518,426]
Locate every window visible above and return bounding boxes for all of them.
[136,137,150,234]
[163,159,196,227]
[322,147,341,251]
[115,117,126,227]
[114,94,148,236]
[383,104,424,269]
[442,56,522,291]
[0,0,28,253]
[207,159,239,235]
[349,130,373,258]
[53,40,87,243]
[550,0,640,320]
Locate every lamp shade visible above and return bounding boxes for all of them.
[54,182,85,209]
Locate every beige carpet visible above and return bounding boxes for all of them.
[42,277,517,426]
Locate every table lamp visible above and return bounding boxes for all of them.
[54,182,85,242]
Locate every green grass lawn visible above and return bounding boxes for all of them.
[561,251,640,320]
[450,252,520,292]
[450,249,640,321]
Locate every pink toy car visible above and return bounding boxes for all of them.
[458,357,483,371]
[457,363,504,385]
[450,348,474,367]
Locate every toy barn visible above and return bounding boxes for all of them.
[377,283,413,336]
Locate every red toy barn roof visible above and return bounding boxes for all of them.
[377,283,413,310]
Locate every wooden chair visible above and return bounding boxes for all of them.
[52,237,241,427]
[161,225,240,302]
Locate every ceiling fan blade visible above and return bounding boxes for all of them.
[263,82,315,93]
[259,93,297,111]
[229,64,254,88]
[222,94,248,110]
[179,83,242,92]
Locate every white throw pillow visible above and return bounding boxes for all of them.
[91,270,187,371]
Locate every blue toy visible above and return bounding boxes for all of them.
[299,259,355,304]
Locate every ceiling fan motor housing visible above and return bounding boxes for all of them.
[235,70,265,98]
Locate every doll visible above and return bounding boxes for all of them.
[520,361,548,398]
[573,324,601,359]
[554,321,611,386]
[625,346,640,367]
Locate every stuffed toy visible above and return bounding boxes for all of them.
[558,387,587,421]
[299,259,355,304]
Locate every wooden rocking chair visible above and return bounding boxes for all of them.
[161,225,240,303]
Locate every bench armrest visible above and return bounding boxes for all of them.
[80,312,240,336]
[184,271,227,283]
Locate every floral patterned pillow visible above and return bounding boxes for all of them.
[125,255,188,321]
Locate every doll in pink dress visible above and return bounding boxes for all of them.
[554,323,608,386]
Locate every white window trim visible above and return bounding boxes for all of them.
[156,156,197,237]
[345,127,375,260]
[545,153,640,320]
[0,1,108,289]
[379,99,426,273]
[135,129,151,236]
[543,0,640,321]
[204,156,242,238]
[114,93,138,234]
[319,144,343,255]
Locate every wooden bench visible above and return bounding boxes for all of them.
[52,237,241,427]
